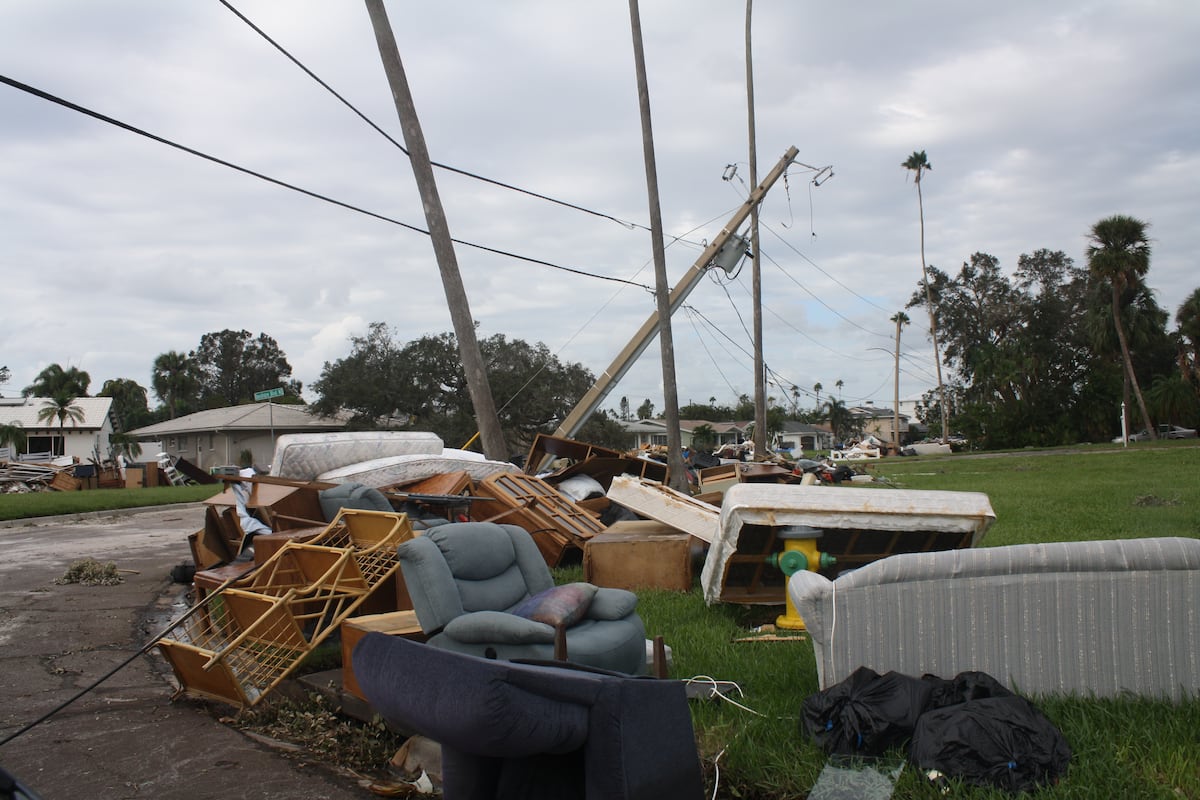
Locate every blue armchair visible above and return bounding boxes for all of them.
[396,522,647,675]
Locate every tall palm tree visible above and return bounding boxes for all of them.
[891,311,910,450]
[902,150,949,442]
[1087,215,1155,439]
[812,382,822,414]
[37,392,85,456]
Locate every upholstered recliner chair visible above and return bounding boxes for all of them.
[396,522,647,675]
[353,633,704,800]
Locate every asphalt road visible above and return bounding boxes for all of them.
[0,506,367,800]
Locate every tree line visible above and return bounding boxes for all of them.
[906,219,1199,449]
[5,211,1197,458]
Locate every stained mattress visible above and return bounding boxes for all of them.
[270,431,444,481]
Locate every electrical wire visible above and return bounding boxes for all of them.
[219,0,707,243]
[0,74,654,292]
[683,307,743,399]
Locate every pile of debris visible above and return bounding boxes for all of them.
[0,455,80,493]
[0,450,196,494]
[160,430,994,712]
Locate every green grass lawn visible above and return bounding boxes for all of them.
[5,446,1198,797]
[628,444,1200,799]
[0,484,214,521]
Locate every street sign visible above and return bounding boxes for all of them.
[254,387,284,401]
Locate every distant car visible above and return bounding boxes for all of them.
[1161,424,1197,439]
[1112,425,1197,443]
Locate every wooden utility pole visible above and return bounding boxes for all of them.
[746,0,767,461]
[552,146,798,440]
[364,0,508,461]
[628,0,688,492]
[892,313,904,453]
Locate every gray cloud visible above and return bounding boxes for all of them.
[2,1,1196,417]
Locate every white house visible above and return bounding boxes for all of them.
[0,395,116,462]
[128,402,348,472]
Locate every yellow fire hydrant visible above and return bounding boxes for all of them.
[765,526,836,630]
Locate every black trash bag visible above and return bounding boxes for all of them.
[909,695,1071,793]
[802,666,937,756]
[924,670,1013,709]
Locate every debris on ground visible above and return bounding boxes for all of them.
[55,558,124,586]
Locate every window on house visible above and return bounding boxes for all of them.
[168,436,176,449]
[208,433,215,450]
[651,434,667,446]
[179,435,188,448]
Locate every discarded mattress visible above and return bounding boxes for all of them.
[788,537,1200,699]
[271,431,443,481]
[316,450,520,489]
[700,483,995,605]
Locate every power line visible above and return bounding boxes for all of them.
[761,221,892,313]
[0,73,655,292]
[218,0,676,239]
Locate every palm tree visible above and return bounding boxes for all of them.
[891,311,910,450]
[1087,215,1155,439]
[24,363,91,398]
[152,351,199,420]
[1178,288,1200,389]
[825,398,853,446]
[37,392,86,456]
[902,150,949,442]
[0,421,26,457]
[835,379,844,400]
[812,382,822,414]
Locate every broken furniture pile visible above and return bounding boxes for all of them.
[161,430,1000,711]
[0,448,195,493]
[158,507,412,706]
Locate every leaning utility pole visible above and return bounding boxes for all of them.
[628,0,688,492]
[552,145,798,440]
[746,0,767,461]
[364,0,508,461]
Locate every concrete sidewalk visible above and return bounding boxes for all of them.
[0,506,368,799]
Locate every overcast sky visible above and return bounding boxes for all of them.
[2,1,1197,422]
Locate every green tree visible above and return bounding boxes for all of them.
[618,396,632,422]
[576,410,634,451]
[192,329,301,408]
[152,351,202,419]
[1147,373,1199,428]
[825,398,853,444]
[37,392,85,455]
[636,399,655,420]
[313,324,596,455]
[98,378,151,432]
[812,382,822,414]
[902,150,949,443]
[1177,288,1200,391]
[1087,215,1156,438]
[24,364,91,398]
[0,365,10,393]
[690,423,717,452]
[108,432,143,461]
[0,421,26,454]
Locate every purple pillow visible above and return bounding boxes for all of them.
[512,583,598,628]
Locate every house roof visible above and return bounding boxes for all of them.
[0,396,114,430]
[128,402,348,437]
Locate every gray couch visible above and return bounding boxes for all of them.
[788,537,1200,700]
